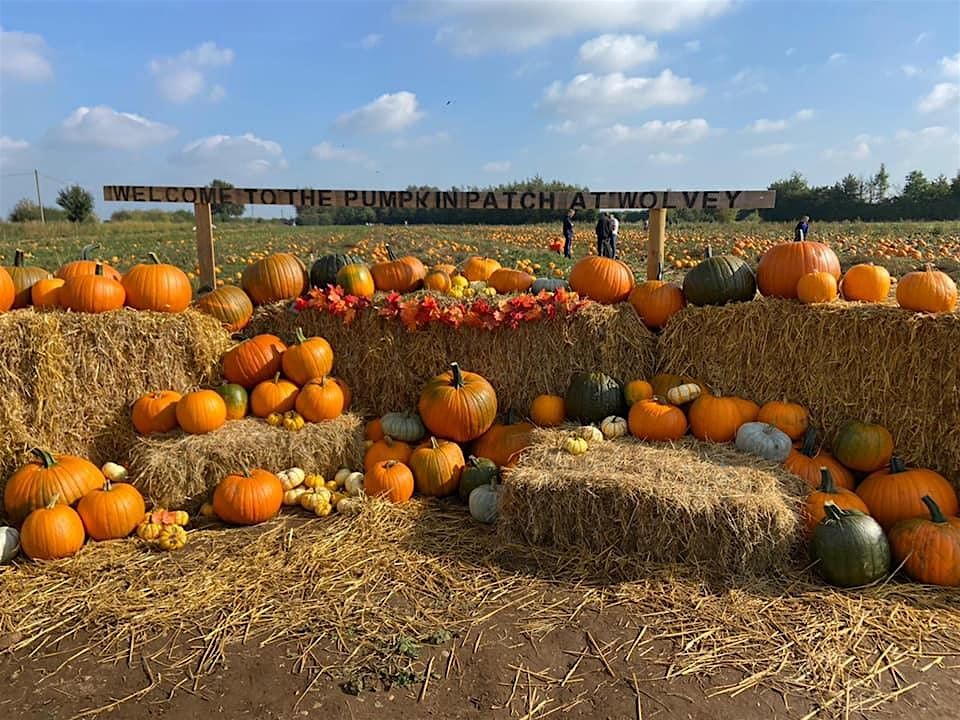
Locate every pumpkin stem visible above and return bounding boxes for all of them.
[94,262,105,277]
[467,454,479,466]
[45,493,62,509]
[80,243,99,260]
[102,477,113,492]
[30,448,57,468]
[449,362,464,388]
[383,435,394,447]
[703,246,713,260]
[295,327,308,345]
[430,436,439,450]
[382,459,397,469]
[14,248,25,267]
[921,495,947,523]
[889,456,907,474]
[147,252,161,265]
[800,426,817,458]
[197,284,214,294]
[272,371,281,384]
[822,501,844,522]
[386,244,397,261]
[817,467,837,494]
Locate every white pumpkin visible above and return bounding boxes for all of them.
[278,468,306,491]
[666,383,701,405]
[334,468,352,485]
[0,527,20,564]
[336,497,364,515]
[344,471,365,497]
[735,422,793,462]
[469,483,500,524]
[283,486,309,506]
[101,462,128,482]
[599,416,627,439]
[576,425,604,443]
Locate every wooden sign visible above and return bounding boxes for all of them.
[104,186,776,210]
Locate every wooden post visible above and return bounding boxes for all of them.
[194,203,216,289]
[646,208,667,280]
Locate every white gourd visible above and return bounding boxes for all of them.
[735,422,793,462]
[344,472,365,497]
[469,483,500,524]
[599,416,627,439]
[0,527,20,564]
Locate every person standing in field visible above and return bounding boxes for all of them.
[562,209,575,258]
[794,215,810,241]
[609,213,620,258]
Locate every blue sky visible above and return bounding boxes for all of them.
[1,0,958,217]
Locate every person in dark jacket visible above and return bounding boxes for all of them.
[562,209,575,258]
[595,212,612,256]
[794,215,810,241]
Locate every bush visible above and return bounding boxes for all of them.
[56,185,95,223]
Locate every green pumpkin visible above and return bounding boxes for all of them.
[310,253,363,289]
[458,456,499,503]
[530,278,570,293]
[565,372,624,423]
[681,247,756,306]
[215,383,249,420]
[380,410,426,443]
[810,503,891,588]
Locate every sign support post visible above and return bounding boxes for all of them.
[646,209,667,280]
[194,202,216,289]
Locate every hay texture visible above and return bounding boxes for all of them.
[659,299,960,490]
[250,301,656,417]
[129,414,365,507]
[0,308,231,479]
[500,429,807,576]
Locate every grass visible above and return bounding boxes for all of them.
[1,219,958,288]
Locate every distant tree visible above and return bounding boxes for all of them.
[210,179,245,221]
[870,163,890,202]
[901,170,930,203]
[8,198,43,222]
[55,185,95,223]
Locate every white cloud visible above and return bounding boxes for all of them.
[828,52,846,64]
[596,118,711,145]
[482,160,511,172]
[390,131,451,150]
[547,120,578,134]
[746,143,795,158]
[173,133,284,173]
[894,126,959,147]
[648,151,686,165]
[728,67,767,95]
[335,91,424,133]
[408,0,734,55]
[685,40,700,52]
[902,64,921,78]
[513,59,549,78]
[311,141,375,168]
[785,47,795,56]
[747,118,788,133]
[795,108,814,120]
[0,27,53,81]
[578,34,657,72]
[918,82,960,113]
[0,136,30,166]
[357,33,383,49]
[821,136,874,161]
[149,42,235,103]
[54,106,178,150]
[208,84,226,102]
[540,70,702,122]
[941,53,960,77]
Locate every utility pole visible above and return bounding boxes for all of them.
[34,169,45,224]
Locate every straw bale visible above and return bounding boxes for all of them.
[499,429,807,576]
[658,299,960,491]
[129,414,365,507]
[249,300,656,417]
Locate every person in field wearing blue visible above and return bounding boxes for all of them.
[794,215,810,241]
[562,209,575,258]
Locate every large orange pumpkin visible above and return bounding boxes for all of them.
[0,267,14,311]
[688,392,744,442]
[803,467,869,536]
[30,277,66,308]
[76,478,146,541]
[195,285,254,332]
[20,496,86,560]
[250,373,299,417]
[840,263,891,302]
[628,267,685,329]
[335,263,375,298]
[756,240,841,299]
[295,376,344,421]
[418,362,498,442]
[530,394,566,426]
[463,256,501,282]
[281,328,333,385]
[59,263,126,313]
[856,457,959,531]
[241,252,308,305]
[783,428,855,490]
[409,437,465,497]
[55,244,122,282]
[471,416,533,467]
[370,245,425,292]
[212,469,283,525]
[132,390,182,434]
[4,249,51,308]
[569,256,635,304]
[895,264,957,313]
[364,460,414,503]
[122,252,192,312]
[3,449,105,525]
[222,334,287,388]
[364,436,413,472]
[175,389,227,434]
[628,398,687,441]
[888,495,960,587]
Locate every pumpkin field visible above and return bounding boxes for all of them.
[0,218,959,720]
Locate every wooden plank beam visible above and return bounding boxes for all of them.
[194,203,216,290]
[647,209,667,281]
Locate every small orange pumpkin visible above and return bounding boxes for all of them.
[295,377,344,422]
[888,495,960,587]
[20,495,86,560]
[530,394,566,427]
[365,418,386,442]
[840,263,891,302]
[194,285,254,331]
[488,268,534,294]
[132,390,182,435]
[77,478,146,541]
[176,389,227,434]
[336,263,375,298]
[364,436,414,472]
[628,398,688,441]
[423,269,452,293]
[895,264,957,313]
[569,256,635,304]
[856,457,959,531]
[31,277,66,308]
[241,252,308,305]
[213,469,283,525]
[462,256,501,282]
[623,379,654,406]
[471,415,533,468]
[689,392,744,442]
[803,467,869,536]
[222,334,287,388]
[796,271,838,304]
[121,252,192,312]
[364,460,414,503]
[628,266,685,329]
[59,263,126,313]
[281,327,334,385]
[757,399,809,440]
[370,245,426,293]
[250,373,299,417]
[409,437,465,497]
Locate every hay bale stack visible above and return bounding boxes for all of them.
[129,414,365,508]
[249,301,656,416]
[500,430,806,576]
[0,308,232,478]
[658,299,960,490]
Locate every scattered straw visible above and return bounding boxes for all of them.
[129,414,365,507]
[500,430,807,576]
[658,298,960,491]
[248,301,657,417]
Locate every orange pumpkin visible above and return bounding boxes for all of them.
[569,256,635,304]
[895,264,957,313]
[132,390,182,434]
[628,398,688,441]
[488,268,534,294]
[623,379,654,406]
[333,377,352,410]
[250,373,299,417]
[757,399,809,440]
[222,334,287,388]
[281,327,334,385]
[3,449,105,525]
[530,394,566,426]
[628,267,685,329]
[432,263,457,276]
[856,457,959,531]
[31,277,66,308]
[20,496,86,560]
[471,416,533,467]
[364,436,414,472]
[463,256,501,282]
[756,240,841,299]
[175,389,227,434]
[733,397,760,424]
[409,437,465,497]
[195,285,254,331]
[241,252,308,305]
[364,460,414,503]
[796,271,838,304]
[295,377,344,422]
[423,269,451,293]
[833,421,893,472]
[840,263,891,302]
[4,249,51,308]
[336,263,375,298]
[0,267,14,311]
[784,428,855,490]
[77,478,146,541]
[689,392,744,442]
[370,245,425,292]
[803,467,869,536]
[59,263,126,313]
[121,252,192,312]
[55,244,122,282]
[365,418,385,442]
[888,495,960,587]
[213,468,283,525]
[418,362,498,443]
